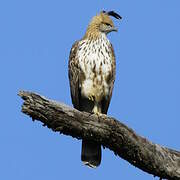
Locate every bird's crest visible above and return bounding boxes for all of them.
[102,11,122,20]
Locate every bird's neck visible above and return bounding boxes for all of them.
[83,24,105,40]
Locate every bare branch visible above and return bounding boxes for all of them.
[18,90,180,180]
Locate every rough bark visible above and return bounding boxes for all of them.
[18,90,180,180]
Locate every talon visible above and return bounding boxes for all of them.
[94,111,102,117]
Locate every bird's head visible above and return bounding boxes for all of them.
[84,11,122,39]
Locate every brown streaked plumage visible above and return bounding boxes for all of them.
[68,11,121,168]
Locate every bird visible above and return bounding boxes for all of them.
[68,10,121,168]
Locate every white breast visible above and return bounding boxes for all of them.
[77,34,112,102]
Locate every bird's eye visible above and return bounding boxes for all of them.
[105,23,111,26]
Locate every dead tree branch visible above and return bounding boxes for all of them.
[18,90,180,180]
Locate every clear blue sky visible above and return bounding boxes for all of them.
[0,0,179,179]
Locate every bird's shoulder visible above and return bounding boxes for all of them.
[69,41,80,63]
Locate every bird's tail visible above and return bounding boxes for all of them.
[81,140,101,168]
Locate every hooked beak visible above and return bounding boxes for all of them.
[108,26,118,32]
[112,27,118,32]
